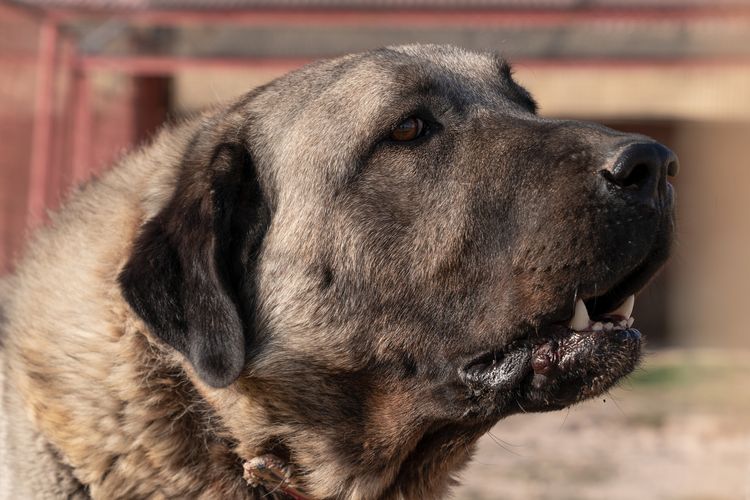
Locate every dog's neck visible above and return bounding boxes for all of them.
[8,285,477,499]
[9,308,263,498]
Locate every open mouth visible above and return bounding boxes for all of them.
[461,293,643,415]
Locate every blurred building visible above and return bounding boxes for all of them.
[1,0,749,347]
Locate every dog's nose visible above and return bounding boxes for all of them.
[600,142,679,203]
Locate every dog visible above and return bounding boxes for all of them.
[0,44,677,499]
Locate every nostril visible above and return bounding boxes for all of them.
[620,162,652,190]
[602,142,676,199]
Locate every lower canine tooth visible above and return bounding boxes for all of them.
[611,295,635,319]
[569,299,591,331]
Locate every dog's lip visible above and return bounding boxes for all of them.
[522,325,642,408]
[461,324,639,384]
[460,323,642,412]
[462,293,636,374]
[459,292,642,414]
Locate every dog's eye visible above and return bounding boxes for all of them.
[390,117,425,142]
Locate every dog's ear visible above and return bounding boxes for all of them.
[118,124,268,388]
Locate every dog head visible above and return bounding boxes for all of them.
[119,44,676,498]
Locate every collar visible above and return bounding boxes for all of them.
[243,454,315,500]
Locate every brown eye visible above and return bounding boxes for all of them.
[390,117,425,142]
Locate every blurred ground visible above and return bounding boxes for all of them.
[455,349,750,500]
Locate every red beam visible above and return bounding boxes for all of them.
[77,55,314,75]
[49,7,750,28]
[27,17,59,228]
[512,57,750,69]
[70,70,93,185]
[46,35,76,210]
[75,54,750,76]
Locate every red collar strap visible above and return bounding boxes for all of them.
[243,455,315,500]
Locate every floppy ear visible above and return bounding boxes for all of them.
[118,127,268,388]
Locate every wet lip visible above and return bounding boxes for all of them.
[464,293,637,375]
[461,294,643,412]
[524,323,642,410]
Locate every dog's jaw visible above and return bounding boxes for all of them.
[460,294,643,417]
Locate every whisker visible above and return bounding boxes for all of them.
[515,398,528,413]
[606,390,627,417]
[558,406,571,431]
[487,431,523,456]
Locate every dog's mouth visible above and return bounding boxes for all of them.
[461,291,643,416]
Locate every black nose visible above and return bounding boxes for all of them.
[601,142,679,202]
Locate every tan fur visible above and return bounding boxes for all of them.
[1,122,256,498]
[0,44,674,499]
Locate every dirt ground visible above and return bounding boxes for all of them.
[454,349,750,500]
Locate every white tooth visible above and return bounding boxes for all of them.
[603,322,614,331]
[569,299,590,331]
[611,295,635,319]
[627,317,635,328]
[619,319,628,328]
[592,322,603,331]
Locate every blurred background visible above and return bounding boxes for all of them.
[1,0,748,498]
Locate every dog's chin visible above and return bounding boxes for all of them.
[461,296,643,418]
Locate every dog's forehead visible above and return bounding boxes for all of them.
[253,45,516,134]
[274,45,513,114]
[366,44,512,104]
[385,44,503,80]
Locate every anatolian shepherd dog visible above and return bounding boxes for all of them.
[0,45,678,499]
